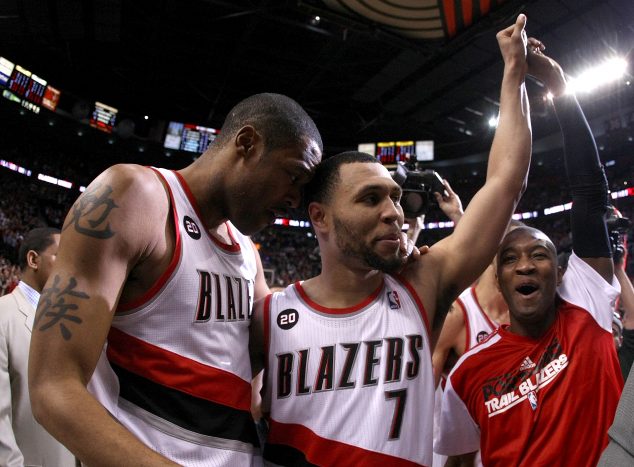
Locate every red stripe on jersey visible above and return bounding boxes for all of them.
[471,286,497,331]
[392,273,431,337]
[172,170,240,253]
[268,419,427,467]
[294,280,383,315]
[107,327,251,411]
[455,297,470,352]
[117,168,182,312]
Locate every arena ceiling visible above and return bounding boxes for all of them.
[1,0,633,161]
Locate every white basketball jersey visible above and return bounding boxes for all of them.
[262,274,434,466]
[95,168,260,466]
[456,287,499,351]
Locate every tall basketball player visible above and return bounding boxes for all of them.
[29,94,322,466]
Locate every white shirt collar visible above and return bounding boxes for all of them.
[17,281,41,310]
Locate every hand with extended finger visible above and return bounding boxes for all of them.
[496,14,529,78]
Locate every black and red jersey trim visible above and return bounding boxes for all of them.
[266,419,425,466]
[111,363,259,446]
[107,327,252,411]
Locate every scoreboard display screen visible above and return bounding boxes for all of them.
[164,121,219,153]
[164,121,184,150]
[376,141,414,166]
[8,65,31,97]
[359,139,434,166]
[24,74,47,105]
[0,57,15,87]
[90,101,118,133]
[180,124,218,153]
[42,85,61,111]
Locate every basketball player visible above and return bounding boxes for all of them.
[250,15,533,466]
[436,42,623,466]
[432,242,511,386]
[28,93,322,466]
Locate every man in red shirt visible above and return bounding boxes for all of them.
[435,41,623,466]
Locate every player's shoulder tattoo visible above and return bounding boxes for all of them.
[34,275,90,341]
[63,182,118,239]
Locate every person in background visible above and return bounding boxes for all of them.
[0,227,75,466]
[607,206,634,377]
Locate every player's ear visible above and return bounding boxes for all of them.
[308,202,327,232]
[235,126,262,159]
[26,250,40,271]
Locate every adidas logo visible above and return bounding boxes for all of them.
[519,356,536,371]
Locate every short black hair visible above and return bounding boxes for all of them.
[303,151,379,208]
[18,227,60,270]
[214,93,323,153]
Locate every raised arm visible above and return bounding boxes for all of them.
[28,165,178,466]
[415,15,531,327]
[527,40,614,281]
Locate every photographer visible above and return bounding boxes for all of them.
[400,169,464,245]
[609,206,634,378]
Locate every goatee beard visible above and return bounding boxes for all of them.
[333,217,404,274]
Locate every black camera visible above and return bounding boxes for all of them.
[606,205,631,263]
[392,162,447,218]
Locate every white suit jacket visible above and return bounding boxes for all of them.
[0,286,76,467]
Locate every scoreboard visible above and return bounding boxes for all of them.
[89,101,118,133]
[0,57,15,87]
[42,86,60,111]
[24,73,47,106]
[1,59,61,114]
[359,140,434,167]
[8,65,31,96]
[164,121,219,154]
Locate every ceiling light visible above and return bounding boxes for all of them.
[566,57,628,94]
[488,116,498,128]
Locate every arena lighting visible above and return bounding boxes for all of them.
[565,57,628,94]
[488,116,498,127]
[37,173,72,189]
[0,159,31,176]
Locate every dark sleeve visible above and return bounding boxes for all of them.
[553,96,611,258]
[619,328,634,380]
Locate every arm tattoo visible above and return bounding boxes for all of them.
[63,183,118,239]
[34,275,90,341]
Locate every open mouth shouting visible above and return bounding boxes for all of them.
[515,282,539,299]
